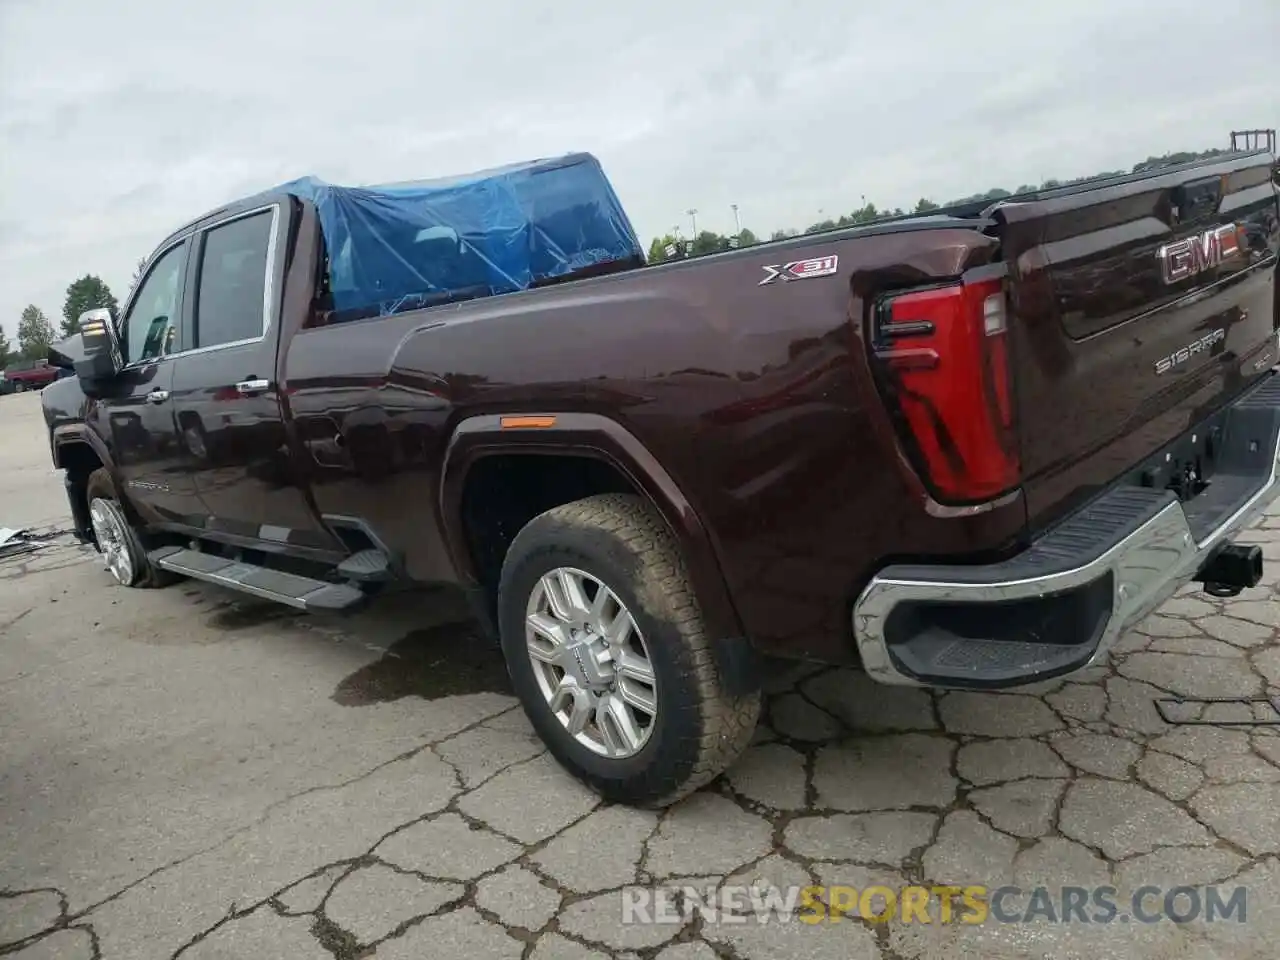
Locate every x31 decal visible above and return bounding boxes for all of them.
[758,254,840,285]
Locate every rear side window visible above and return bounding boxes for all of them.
[195,209,275,348]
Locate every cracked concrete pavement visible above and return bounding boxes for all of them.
[2,390,1279,959]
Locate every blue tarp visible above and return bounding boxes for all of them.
[266,153,642,317]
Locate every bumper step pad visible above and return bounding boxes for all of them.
[336,548,392,582]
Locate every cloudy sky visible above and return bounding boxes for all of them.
[1,0,1275,342]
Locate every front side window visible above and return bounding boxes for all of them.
[124,241,186,364]
[195,209,275,348]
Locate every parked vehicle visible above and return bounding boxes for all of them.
[41,149,1280,805]
[5,359,60,392]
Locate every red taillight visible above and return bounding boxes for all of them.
[872,276,1020,504]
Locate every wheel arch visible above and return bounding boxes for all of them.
[51,423,112,475]
[439,412,745,646]
[50,426,116,540]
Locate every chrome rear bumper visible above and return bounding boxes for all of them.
[854,372,1280,688]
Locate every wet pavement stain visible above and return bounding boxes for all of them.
[206,600,300,631]
[332,620,511,706]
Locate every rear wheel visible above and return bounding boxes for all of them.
[85,468,177,588]
[497,493,760,807]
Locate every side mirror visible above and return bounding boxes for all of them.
[75,308,123,384]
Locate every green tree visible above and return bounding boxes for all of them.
[848,202,879,223]
[804,218,837,234]
[669,141,1230,249]
[737,228,758,247]
[690,230,725,255]
[948,187,1014,205]
[61,275,119,338]
[1132,148,1225,174]
[647,234,685,262]
[127,256,147,297]
[18,305,56,360]
[0,325,12,369]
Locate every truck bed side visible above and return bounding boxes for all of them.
[280,152,1278,668]
[280,219,1026,663]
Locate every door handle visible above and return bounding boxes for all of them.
[146,389,170,404]
[235,378,271,395]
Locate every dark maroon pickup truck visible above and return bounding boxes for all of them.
[41,150,1280,805]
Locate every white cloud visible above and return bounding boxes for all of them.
[1,0,1275,339]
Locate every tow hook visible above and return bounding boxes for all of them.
[1195,542,1263,598]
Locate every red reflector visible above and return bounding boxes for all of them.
[874,277,1019,503]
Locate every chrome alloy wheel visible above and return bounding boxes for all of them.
[88,497,136,585]
[525,566,658,759]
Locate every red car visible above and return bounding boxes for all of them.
[3,359,61,392]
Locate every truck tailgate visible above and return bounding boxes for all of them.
[994,152,1280,532]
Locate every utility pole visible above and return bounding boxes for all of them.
[687,208,698,239]
[731,203,741,234]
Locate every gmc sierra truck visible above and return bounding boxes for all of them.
[40,150,1280,806]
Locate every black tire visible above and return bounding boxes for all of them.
[85,467,178,588]
[497,493,760,807]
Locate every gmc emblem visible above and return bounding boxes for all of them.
[1157,224,1242,285]
[759,255,839,285]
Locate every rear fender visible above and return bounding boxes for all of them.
[438,412,745,647]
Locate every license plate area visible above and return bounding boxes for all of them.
[1133,423,1222,503]
[1119,374,1280,543]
